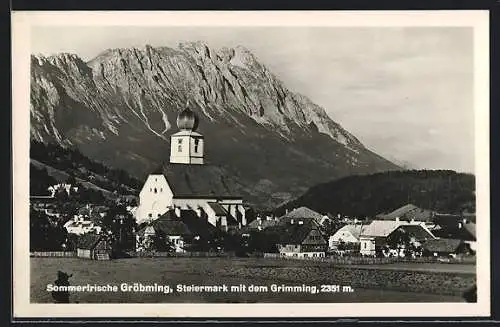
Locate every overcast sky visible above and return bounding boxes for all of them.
[31,26,474,173]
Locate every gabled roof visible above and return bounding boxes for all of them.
[464,223,476,240]
[432,222,476,241]
[152,217,193,237]
[360,220,405,238]
[423,238,464,253]
[379,204,434,221]
[276,220,320,245]
[332,224,365,240]
[246,218,279,230]
[77,234,106,249]
[207,202,228,216]
[279,207,324,225]
[160,163,243,198]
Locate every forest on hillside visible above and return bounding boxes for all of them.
[277,170,475,217]
[30,141,142,196]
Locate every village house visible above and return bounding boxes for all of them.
[328,224,365,250]
[432,218,476,251]
[136,208,218,253]
[422,238,473,258]
[376,203,435,224]
[136,216,193,253]
[359,220,436,257]
[278,207,325,227]
[76,234,112,260]
[64,215,102,235]
[242,215,280,233]
[275,219,328,258]
[134,105,248,229]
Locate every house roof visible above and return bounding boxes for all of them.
[398,224,436,241]
[276,220,321,245]
[464,223,476,239]
[160,163,243,198]
[153,219,193,237]
[77,234,105,249]
[423,238,463,253]
[433,213,476,225]
[379,204,434,221]
[333,224,365,240]
[207,202,228,216]
[249,218,279,228]
[279,207,324,225]
[360,220,405,238]
[431,222,476,241]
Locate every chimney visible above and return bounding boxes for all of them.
[174,207,181,218]
[458,222,463,229]
[290,219,294,224]
[285,208,289,214]
[354,218,358,224]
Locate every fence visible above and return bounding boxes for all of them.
[263,253,476,265]
[30,251,76,257]
[129,251,236,258]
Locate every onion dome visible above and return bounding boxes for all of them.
[176,103,199,131]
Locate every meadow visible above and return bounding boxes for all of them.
[31,257,475,303]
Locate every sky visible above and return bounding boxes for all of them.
[31,26,474,173]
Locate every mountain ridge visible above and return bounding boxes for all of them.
[30,42,400,209]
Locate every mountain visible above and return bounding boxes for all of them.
[277,170,476,217]
[30,41,399,209]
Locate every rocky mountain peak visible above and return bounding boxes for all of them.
[30,42,400,208]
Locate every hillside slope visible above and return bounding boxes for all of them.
[278,170,475,217]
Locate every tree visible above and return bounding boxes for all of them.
[30,208,68,251]
[151,230,176,252]
[100,204,137,254]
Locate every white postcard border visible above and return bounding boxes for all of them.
[12,10,490,318]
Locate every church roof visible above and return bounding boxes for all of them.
[161,163,243,199]
[207,202,228,216]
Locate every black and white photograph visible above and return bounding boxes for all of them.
[12,10,490,318]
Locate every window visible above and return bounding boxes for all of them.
[194,139,199,152]
[178,145,182,152]
[154,188,157,194]
[178,139,183,144]
[160,188,163,192]
[148,213,152,218]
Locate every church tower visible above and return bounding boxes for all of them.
[169,104,204,165]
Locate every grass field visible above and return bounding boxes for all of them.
[31,257,473,303]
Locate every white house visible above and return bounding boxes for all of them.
[64,215,102,235]
[359,220,436,256]
[328,224,365,249]
[135,105,247,228]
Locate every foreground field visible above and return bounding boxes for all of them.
[31,257,474,303]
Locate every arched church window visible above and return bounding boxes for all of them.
[154,188,157,194]
[178,145,182,152]
[194,139,199,153]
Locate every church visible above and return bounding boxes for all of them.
[134,105,248,231]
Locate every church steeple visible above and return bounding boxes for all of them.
[169,102,204,165]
